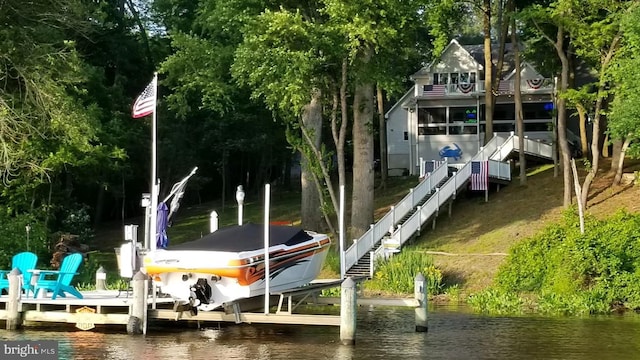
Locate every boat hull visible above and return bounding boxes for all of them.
[143,230,331,311]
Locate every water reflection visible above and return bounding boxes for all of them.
[2,306,640,359]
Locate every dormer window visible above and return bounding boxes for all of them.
[433,72,476,85]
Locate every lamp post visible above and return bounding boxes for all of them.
[236,185,245,226]
[25,224,31,251]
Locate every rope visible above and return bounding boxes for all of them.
[421,251,507,256]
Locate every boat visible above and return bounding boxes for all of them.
[143,223,331,312]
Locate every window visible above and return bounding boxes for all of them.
[524,122,551,132]
[458,72,477,84]
[450,73,459,84]
[418,108,446,135]
[450,107,478,124]
[433,73,449,85]
[494,104,515,121]
[523,102,553,120]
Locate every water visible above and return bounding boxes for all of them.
[3,305,640,359]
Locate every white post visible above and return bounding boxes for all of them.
[236,185,245,226]
[150,181,159,251]
[415,273,428,332]
[141,193,151,251]
[339,185,345,279]
[210,211,219,233]
[340,277,357,345]
[263,184,270,315]
[149,73,159,252]
[25,224,31,251]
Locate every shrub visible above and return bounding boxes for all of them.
[472,209,640,315]
[367,250,442,295]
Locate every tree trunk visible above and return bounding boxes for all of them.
[579,34,621,208]
[483,0,494,144]
[300,89,324,231]
[333,57,349,190]
[576,104,589,156]
[377,84,387,190]
[613,137,631,186]
[351,78,375,239]
[511,6,526,185]
[610,139,622,177]
[553,26,573,208]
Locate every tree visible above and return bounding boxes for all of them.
[607,4,640,185]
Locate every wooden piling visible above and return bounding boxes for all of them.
[414,273,428,332]
[95,266,107,291]
[340,277,357,345]
[6,268,22,330]
[127,271,147,335]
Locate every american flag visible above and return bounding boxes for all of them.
[424,160,445,173]
[132,77,157,118]
[497,80,511,93]
[470,160,488,191]
[423,84,446,97]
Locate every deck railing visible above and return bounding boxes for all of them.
[419,79,554,97]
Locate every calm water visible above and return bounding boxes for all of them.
[3,305,640,359]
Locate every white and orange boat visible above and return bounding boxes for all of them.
[143,223,331,311]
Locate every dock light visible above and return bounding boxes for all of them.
[236,185,245,226]
[25,224,31,251]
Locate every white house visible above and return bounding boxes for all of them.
[386,39,555,176]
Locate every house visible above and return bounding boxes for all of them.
[385,39,555,176]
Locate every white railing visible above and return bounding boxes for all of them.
[489,160,511,181]
[345,132,555,277]
[488,133,554,161]
[343,161,449,273]
[388,162,472,249]
[419,79,553,97]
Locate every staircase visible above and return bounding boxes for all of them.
[343,133,554,278]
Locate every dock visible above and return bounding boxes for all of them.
[0,272,429,343]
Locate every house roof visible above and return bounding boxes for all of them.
[412,39,541,81]
[384,87,415,118]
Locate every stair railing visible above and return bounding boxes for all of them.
[343,160,449,274]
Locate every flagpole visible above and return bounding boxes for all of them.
[149,72,159,252]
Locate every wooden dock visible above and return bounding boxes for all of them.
[0,272,429,342]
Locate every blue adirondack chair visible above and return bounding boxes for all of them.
[0,252,38,297]
[33,253,83,300]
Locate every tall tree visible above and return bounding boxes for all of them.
[608,4,640,185]
[510,0,526,185]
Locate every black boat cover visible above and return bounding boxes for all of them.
[167,223,315,252]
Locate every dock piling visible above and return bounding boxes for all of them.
[6,268,22,330]
[340,277,356,345]
[128,271,147,335]
[95,266,107,291]
[414,273,428,332]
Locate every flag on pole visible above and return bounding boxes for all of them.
[163,167,198,224]
[132,78,157,118]
[470,160,488,191]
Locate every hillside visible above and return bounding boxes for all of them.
[410,159,640,296]
[93,159,640,298]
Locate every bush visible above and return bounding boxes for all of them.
[472,209,640,315]
[367,250,443,295]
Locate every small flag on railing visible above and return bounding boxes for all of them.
[470,160,488,191]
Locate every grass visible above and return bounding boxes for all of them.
[91,159,640,297]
